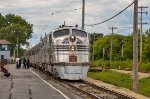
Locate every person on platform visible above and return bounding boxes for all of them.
[19,58,22,69]
[23,57,26,69]
[16,57,19,69]
[26,57,30,69]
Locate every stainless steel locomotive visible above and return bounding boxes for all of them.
[26,25,90,80]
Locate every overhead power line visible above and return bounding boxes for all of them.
[51,0,76,15]
[85,1,134,26]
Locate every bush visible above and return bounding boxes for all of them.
[90,60,100,67]
[139,63,150,73]
[91,60,132,69]
[120,60,132,70]
[111,61,121,69]
[103,60,110,68]
[91,60,150,72]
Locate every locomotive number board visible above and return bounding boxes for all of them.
[69,55,77,62]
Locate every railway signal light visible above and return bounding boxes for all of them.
[119,42,123,49]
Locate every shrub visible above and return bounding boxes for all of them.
[91,59,150,72]
[139,63,150,73]
[111,61,121,69]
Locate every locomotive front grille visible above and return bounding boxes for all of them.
[53,62,89,66]
[54,45,89,51]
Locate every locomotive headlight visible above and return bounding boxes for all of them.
[70,35,76,42]
[70,45,76,51]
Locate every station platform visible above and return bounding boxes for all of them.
[0,64,82,99]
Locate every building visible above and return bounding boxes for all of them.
[0,40,11,60]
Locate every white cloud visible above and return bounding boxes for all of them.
[0,0,150,47]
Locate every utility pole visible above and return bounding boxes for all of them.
[121,41,124,58]
[138,6,148,65]
[102,47,105,66]
[92,33,95,63]
[109,27,117,67]
[133,0,138,92]
[82,0,85,30]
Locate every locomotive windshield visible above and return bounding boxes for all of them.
[53,29,69,37]
[72,29,87,37]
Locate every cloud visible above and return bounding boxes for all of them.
[0,0,150,47]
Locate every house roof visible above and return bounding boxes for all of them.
[0,40,11,44]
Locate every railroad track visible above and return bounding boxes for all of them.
[34,69,136,99]
[50,77,136,99]
[63,81,136,99]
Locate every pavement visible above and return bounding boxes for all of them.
[0,64,83,99]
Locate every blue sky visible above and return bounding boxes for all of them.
[0,0,150,47]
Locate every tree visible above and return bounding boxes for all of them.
[0,13,33,57]
[91,33,135,61]
[90,33,103,44]
[90,28,150,64]
[123,35,133,60]
[93,34,124,61]
[143,29,150,62]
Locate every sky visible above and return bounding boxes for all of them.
[0,0,150,47]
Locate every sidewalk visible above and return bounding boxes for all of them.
[0,64,83,99]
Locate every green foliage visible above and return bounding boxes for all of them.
[88,70,150,97]
[122,35,133,60]
[143,29,150,61]
[91,60,132,70]
[111,60,132,69]
[91,59,150,72]
[88,70,132,89]
[90,28,150,72]
[103,60,110,67]
[89,29,150,97]
[0,13,33,57]
[139,77,150,97]
[94,35,111,60]
[139,63,150,73]
[90,60,101,66]
[90,33,103,44]
[91,33,133,61]
[19,48,26,59]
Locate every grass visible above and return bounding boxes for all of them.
[139,77,150,97]
[88,70,150,97]
[88,70,132,89]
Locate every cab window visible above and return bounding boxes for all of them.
[53,29,69,37]
[72,29,87,37]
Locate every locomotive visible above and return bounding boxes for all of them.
[26,25,90,80]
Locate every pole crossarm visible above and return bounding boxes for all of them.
[138,6,148,9]
[138,12,148,14]
[138,22,147,24]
